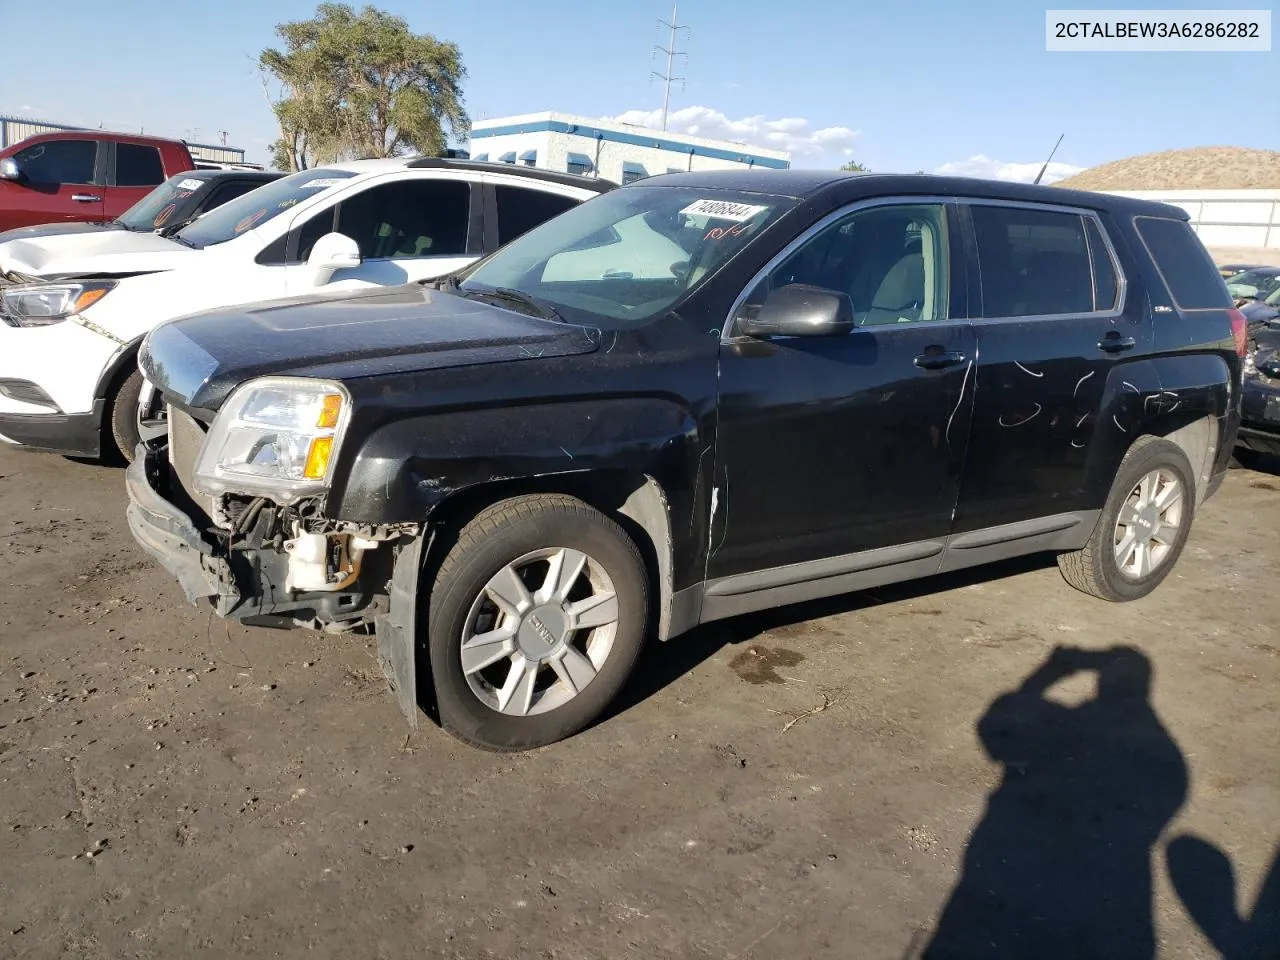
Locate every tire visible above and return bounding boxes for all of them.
[1058,435,1196,602]
[108,367,144,464]
[427,494,649,751]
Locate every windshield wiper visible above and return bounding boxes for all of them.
[168,234,200,249]
[466,286,561,322]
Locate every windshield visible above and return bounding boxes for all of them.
[457,185,797,328]
[1228,268,1280,296]
[116,175,209,231]
[174,168,357,249]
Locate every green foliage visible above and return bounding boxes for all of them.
[260,2,469,171]
[839,160,868,172]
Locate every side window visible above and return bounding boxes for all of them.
[296,207,337,262]
[1085,217,1120,311]
[116,144,165,187]
[972,205,1093,317]
[746,203,950,326]
[13,140,96,184]
[495,186,577,246]
[201,181,264,214]
[1134,216,1231,310]
[335,179,470,259]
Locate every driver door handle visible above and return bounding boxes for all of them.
[1098,333,1136,353]
[71,194,102,203]
[914,349,967,371]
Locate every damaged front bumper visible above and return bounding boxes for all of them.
[125,442,387,628]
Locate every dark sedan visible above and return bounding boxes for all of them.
[0,169,282,244]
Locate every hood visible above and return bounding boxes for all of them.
[140,284,602,411]
[0,221,129,245]
[0,229,190,279]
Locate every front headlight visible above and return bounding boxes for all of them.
[192,377,351,503]
[0,281,116,327]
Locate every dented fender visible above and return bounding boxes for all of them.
[326,396,703,526]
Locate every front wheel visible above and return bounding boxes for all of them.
[107,368,144,464]
[1058,436,1195,602]
[427,494,649,751]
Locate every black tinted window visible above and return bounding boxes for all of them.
[973,206,1093,317]
[296,208,336,262]
[116,143,165,187]
[13,139,96,184]
[495,186,577,246]
[1135,216,1230,310]
[336,179,469,259]
[200,181,263,213]
[1085,217,1120,311]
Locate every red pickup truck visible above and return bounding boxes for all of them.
[0,130,196,231]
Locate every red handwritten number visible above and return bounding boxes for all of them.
[703,222,748,241]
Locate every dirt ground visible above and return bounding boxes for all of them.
[1,446,1277,959]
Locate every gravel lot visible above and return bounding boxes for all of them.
[1,446,1277,959]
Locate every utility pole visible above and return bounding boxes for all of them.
[219,130,229,146]
[650,4,689,131]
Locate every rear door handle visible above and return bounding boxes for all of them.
[914,349,967,370]
[71,194,102,203]
[1098,333,1136,353]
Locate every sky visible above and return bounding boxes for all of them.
[1,0,1276,182]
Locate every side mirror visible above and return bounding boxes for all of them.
[739,283,855,338]
[0,158,24,183]
[306,232,361,285]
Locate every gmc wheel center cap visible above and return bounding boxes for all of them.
[518,605,566,659]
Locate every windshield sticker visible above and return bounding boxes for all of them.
[176,178,204,191]
[234,208,268,233]
[679,199,769,222]
[300,178,345,189]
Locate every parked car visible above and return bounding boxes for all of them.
[0,159,611,461]
[125,170,1245,751]
[0,169,283,244]
[0,130,196,231]
[1240,285,1280,326]
[1235,326,1280,467]
[1226,266,1280,302]
[1218,262,1266,280]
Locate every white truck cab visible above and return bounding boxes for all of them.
[0,158,611,460]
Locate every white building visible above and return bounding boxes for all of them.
[466,111,790,184]
[1102,189,1280,251]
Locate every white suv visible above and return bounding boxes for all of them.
[0,158,611,461]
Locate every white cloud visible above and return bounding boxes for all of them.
[933,154,1086,185]
[610,105,859,159]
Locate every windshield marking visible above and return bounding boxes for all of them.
[679,199,770,221]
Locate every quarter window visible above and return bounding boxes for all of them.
[116,143,165,187]
[13,139,96,184]
[746,203,950,326]
[1135,216,1233,310]
[972,205,1094,317]
[335,179,470,259]
[495,186,578,246]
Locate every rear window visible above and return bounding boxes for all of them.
[1134,216,1231,310]
[972,205,1094,317]
[116,143,166,187]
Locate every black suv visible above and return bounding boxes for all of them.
[126,170,1246,751]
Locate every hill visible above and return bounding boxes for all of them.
[1055,147,1280,191]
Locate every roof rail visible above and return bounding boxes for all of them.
[404,156,616,192]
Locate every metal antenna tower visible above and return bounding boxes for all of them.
[650,4,689,131]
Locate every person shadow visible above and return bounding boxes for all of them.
[921,644,1189,959]
[1164,834,1280,959]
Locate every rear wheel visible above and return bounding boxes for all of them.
[1058,436,1195,602]
[427,494,649,751]
[108,368,144,464]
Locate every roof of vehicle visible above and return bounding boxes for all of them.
[306,156,615,193]
[633,169,1195,219]
[177,169,284,184]
[1234,265,1280,276]
[10,129,188,147]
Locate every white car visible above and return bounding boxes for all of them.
[0,158,611,461]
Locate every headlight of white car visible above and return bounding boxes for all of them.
[0,280,116,327]
[193,377,351,503]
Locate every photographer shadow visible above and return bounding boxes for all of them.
[922,645,1188,959]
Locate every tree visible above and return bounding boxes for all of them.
[260,3,469,171]
[839,160,868,172]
